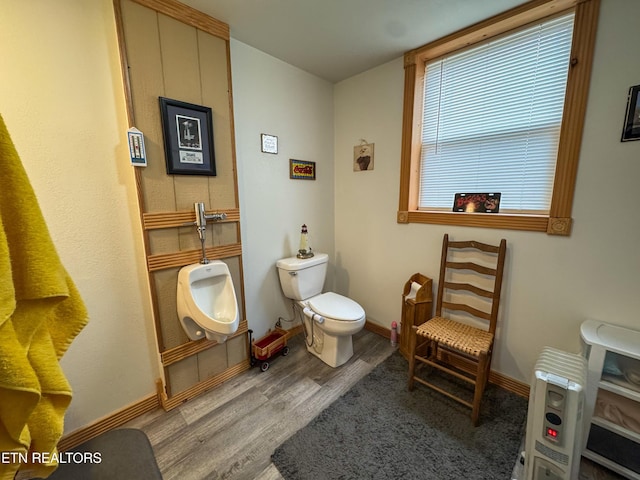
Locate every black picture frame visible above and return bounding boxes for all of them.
[621,85,640,142]
[159,97,216,175]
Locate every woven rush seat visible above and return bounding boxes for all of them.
[416,317,493,356]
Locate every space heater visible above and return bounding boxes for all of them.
[523,347,587,480]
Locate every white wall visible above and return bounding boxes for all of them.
[334,0,640,383]
[0,0,159,432]
[231,40,335,339]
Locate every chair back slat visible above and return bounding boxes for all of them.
[444,281,494,299]
[445,261,497,276]
[440,302,492,321]
[448,240,500,253]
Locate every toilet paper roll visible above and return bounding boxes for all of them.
[405,281,422,300]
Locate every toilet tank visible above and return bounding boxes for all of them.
[276,253,328,301]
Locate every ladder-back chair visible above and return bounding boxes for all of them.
[408,234,507,426]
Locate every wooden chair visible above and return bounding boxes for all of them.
[408,234,507,426]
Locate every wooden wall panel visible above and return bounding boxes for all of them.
[176,225,202,252]
[167,355,199,396]
[196,343,229,381]
[148,229,180,264]
[157,13,208,220]
[120,2,174,214]
[117,0,248,407]
[224,256,245,321]
[158,14,202,104]
[198,30,238,211]
[153,268,187,350]
[226,334,248,367]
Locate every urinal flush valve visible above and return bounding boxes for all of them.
[189,202,228,264]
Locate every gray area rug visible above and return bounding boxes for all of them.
[272,351,527,480]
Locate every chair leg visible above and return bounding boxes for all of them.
[471,352,489,426]
[407,325,418,391]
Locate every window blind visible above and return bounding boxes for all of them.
[419,13,575,213]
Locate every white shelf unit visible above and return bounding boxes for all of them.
[580,319,640,480]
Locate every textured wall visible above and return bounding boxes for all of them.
[0,0,159,432]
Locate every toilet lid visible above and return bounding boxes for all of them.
[308,292,364,321]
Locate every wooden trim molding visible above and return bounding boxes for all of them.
[161,320,248,366]
[364,320,391,338]
[406,211,549,232]
[549,0,600,221]
[397,0,600,236]
[129,0,229,39]
[143,208,240,230]
[57,394,160,452]
[147,244,243,271]
[547,217,573,235]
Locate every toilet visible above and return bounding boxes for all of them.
[276,253,365,367]
[177,260,239,343]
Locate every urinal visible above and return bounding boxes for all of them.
[177,261,239,343]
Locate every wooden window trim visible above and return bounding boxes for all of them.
[397,0,600,236]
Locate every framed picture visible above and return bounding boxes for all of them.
[290,159,316,180]
[621,85,640,142]
[354,142,374,171]
[159,97,216,175]
[261,134,278,154]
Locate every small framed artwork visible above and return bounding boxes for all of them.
[127,127,146,167]
[354,142,374,171]
[290,159,316,180]
[621,84,640,142]
[261,134,278,154]
[453,193,501,213]
[159,97,216,175]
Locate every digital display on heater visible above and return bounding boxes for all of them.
[546,427,558,439]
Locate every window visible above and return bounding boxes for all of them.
[397,0,600,235]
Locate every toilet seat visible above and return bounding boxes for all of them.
[308,292,364,321]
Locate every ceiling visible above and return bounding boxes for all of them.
[180,0,529,83]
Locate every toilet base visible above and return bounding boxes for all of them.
[304,319,354,368]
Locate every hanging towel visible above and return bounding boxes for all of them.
[0,114,88,480]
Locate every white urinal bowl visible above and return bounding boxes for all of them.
[177,261,239,343]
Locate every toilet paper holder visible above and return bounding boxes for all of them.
[400,273,433,360]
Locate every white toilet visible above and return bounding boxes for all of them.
[177,260,239,343]
[276,253,365,367]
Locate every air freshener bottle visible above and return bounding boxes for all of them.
[390,321,398,347]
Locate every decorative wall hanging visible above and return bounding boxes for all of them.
[354,140,374,171]
[453,193,501,213]
[159,97,216,175]
[290,159,316,180]
[127,127,147,167]
[261,133,278,154]
[621,84,640,142]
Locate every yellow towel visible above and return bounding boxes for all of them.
[0,114,88,479]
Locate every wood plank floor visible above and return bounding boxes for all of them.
[123,329,395,479]
[123,329,624,480]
